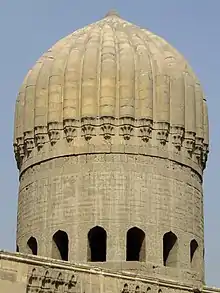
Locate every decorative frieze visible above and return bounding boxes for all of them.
[121,283,152,293]
[13,118,208,171]
[26,267,79,293]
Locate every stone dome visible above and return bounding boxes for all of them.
[14,12,209,173]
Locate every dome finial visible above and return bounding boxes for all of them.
[105,9,120,18]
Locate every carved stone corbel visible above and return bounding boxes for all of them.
[34,126,47,150]
[64,119,77,142]
[139,119,152,143]
[13,143,20,168]
[17,136,25,159]
[171,126,184,150]
[156,122,169,145]
[24,131,35,155]
[100,117,115,140]
[48,122,61,145]
[81,117,95,141]
[120,118,134,140]
[193,137,204,163]
[183,131,196,156]
[202,143,209,169]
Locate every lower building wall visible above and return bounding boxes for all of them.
[0,251,219,293]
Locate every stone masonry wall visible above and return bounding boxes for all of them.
[17,153,204,285]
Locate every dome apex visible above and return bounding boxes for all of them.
[104,9,120,18]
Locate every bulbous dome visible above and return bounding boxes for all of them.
[14,12,209,173]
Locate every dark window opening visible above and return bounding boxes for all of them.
[27,237,38,255]
[126,227,145,261]
[16,245,19,252]
[190,239,199,268]
[52,230,69,261]
[163,231,178,267]
[88,226,107,262]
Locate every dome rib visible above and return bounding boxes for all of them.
[15,72,29,141]
[195,82,204,139]
[77,28,94,120]
[48,39,74,126]
[117,29,135,119]
[24,61,42,135]
[184,73,196,134]
[170,73,185,128]
[64,39,84,121]
[96,23,104,119]
[35,54,54,128]
[81,27,101,118]
[136,30,158,124]
[130,33,153,121]
[99,24,117,117]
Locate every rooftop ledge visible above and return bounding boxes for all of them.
[0,250,219,292]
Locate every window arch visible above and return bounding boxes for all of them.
[27,237,38,255]
[52,230,69,261]
[163,231,178,267]
[88,226,107,262]
[190,239,199,269]
[126,227,145,261]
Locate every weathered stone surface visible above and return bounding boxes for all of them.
[13,13,208,173]
[16,153,204,284]
[0,252,220,293]
[2,9,217,293]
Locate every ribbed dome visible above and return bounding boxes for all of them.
[14,12,209,172]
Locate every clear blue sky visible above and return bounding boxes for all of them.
[0,0,219,287]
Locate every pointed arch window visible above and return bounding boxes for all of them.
[88,226,107,262]
[163,231,178,267]
[190,239,199,269]
[126,227,146,261]
[27,237,38,255]
[52,230,69,261]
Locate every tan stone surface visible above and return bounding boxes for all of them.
[17,154,204,284]
[13,13,208,173]
[7,10,217,293]
[0,252,220,293]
